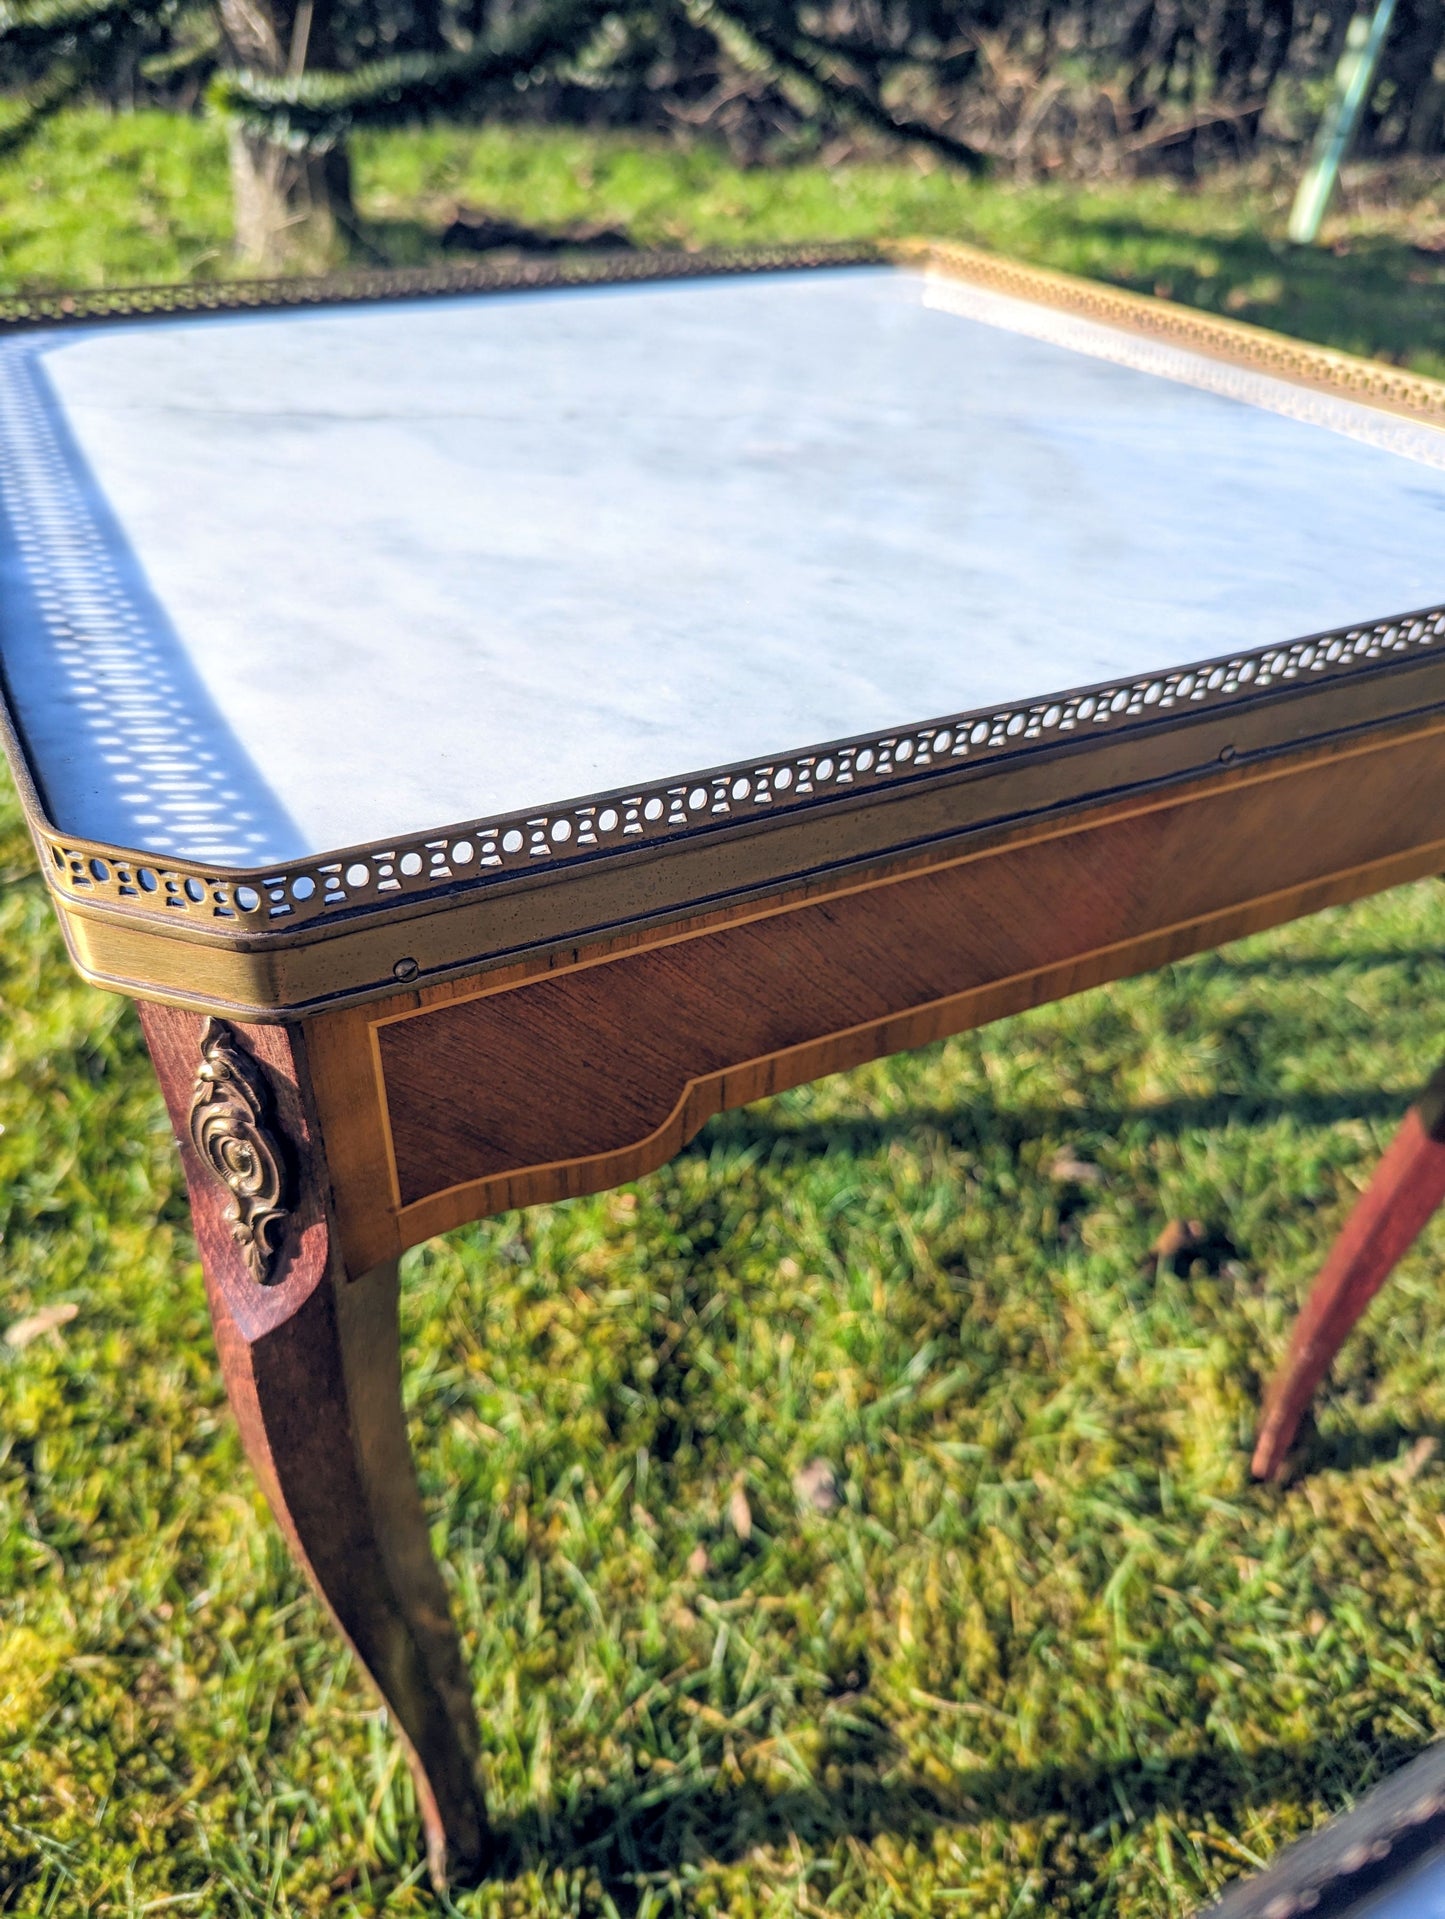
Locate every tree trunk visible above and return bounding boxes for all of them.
[229,130,355,274]
[219,0,354,274]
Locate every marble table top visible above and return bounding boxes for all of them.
[2,264,1443,866]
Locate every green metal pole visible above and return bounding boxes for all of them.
[1288,0,1397,245]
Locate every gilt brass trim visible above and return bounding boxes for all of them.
[2,240,1444,1016]
[907,238,1445,427]
[19,606,1445,953]
[34,653,1445,1017]
[0,241,879,335]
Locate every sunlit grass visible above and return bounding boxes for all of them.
[0,110,1442,375]
[9,751,1445,1916]
[4,110,1445,1916]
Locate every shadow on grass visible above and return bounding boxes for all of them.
[490,1730,1431,1901]
[1278,1411,1445,1481]
[1199,944,1445,980]
[1046,210,1445,368]
[349,211,640,270]
[688,937,1445,1168]
[699,1084,1418,1165]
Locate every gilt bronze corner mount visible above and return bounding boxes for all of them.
[188,1018,292,1283]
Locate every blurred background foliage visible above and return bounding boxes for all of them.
[9,0,1445,171]
[3,0,1445,264]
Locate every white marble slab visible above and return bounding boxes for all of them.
[2,265,1444,867]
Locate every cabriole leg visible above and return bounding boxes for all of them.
[1253,1059,1445,1482]
[138,1004,490,1889]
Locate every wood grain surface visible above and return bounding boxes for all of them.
[344,720,1445,1250]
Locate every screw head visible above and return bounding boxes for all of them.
[393,956,419,982]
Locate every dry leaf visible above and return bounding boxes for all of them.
[1397,1436,1438,1482]
[5,1302,78,1349]
[1146,1218,1237,1277]
[1048,1150,1104,1186]
[793,1458,842,1515]
[1152,1219,1207,1260]
[687,1544,710,1577]
[728,1482,753,1542]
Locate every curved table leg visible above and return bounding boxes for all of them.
[138,1004,491,1888]
[1253,1059,1445,1482]
[211,1255,491,1887]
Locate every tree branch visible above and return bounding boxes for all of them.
[685,0,988,169]
[210,0,605,145]
[0,0,171,49]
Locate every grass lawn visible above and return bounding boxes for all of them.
[5,111,1445,1917]
[0,110,1443,375]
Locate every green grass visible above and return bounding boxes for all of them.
[1,111,1443,374]
[7,110,1445,1916]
